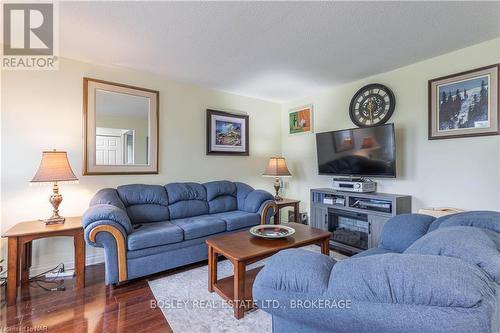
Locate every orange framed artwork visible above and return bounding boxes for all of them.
[289,104,313,134]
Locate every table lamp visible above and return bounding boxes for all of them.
[263,157,291,201]
[31,150,78,225]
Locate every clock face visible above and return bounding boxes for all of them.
[349,84,395,127]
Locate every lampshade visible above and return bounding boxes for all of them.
[263,157,292,177]
[31,150,78,183]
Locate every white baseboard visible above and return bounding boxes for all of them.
[27,253,105,277]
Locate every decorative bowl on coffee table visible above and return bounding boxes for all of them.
[249,225,295,239]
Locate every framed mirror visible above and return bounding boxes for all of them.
[83,78,159,175]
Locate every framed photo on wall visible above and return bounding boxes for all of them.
[206,109,249,155]
[289,104,313,135]
[428,64,499,140]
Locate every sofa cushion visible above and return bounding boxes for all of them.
[90,188,126,210]
[204,181,237,214]
[351,247,395,258]
[204,181,237,201]
[484,229,500,250]
[171,215,226,240]
[127,221,183,250]
[242,190,274,213]
[379,214,435,253]
[405,226,500,283]
[117,184,169,206]
[125,204,170,224]
[235,182,254,210]
[254,249,336,295]
[438,210,500,233]
[210,210,260,231]
[117,184,169,223]
[166,183,209,219]
[426,213,457,233]
[329,253,495,308]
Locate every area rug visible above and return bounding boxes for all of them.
[148,245,346,333]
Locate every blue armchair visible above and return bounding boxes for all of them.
[253,211,500,333]
[83,180,275,285]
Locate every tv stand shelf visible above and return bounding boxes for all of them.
[310,188,411,254]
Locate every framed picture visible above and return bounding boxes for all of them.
[428,64,499,140]
[289,105,313,134]
[206,109,249,156]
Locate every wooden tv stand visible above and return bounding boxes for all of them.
[310,188,411,254]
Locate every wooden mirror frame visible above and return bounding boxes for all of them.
[83,77,159,175]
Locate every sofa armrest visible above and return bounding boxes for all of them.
[82,204,133,234]
[379,213,436,252]
[328,253,495,308]
[259,200,277,224]
[255,249,335,295]
[86,221,128,283]
[82,203,131,284]
[253,249,335,313]
[243,190,274,213]
[89,188,126,210]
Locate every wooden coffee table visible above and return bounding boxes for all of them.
[206,222,331,319]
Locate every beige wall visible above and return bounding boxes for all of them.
[280,38,500,214]
[1,58,281,272]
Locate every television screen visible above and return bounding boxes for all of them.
[316,123,396,177]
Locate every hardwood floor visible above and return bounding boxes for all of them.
[0,262,207,333]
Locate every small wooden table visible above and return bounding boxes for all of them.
[206,223,331,319]
[274,198,300,224]
[2,216,85,306]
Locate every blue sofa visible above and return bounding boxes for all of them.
[82,181,275,285]
[253,211,500,333]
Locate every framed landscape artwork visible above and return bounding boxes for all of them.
[206,109,249,155]
[289,105,313,134]
[428,64,499,140]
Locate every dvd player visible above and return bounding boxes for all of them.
[333,178,377,193]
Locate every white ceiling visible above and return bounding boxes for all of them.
[60,1,500,103]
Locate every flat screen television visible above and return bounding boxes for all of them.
[316,123,396,177]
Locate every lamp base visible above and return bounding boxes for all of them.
[273,177,283,201]
[40,182,66,225]
[40,216,65,225]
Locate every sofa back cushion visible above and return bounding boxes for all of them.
[166,182,208,219]
[405,226,500,283]
[117,184,169,223]
[437,210,500,233]
[379,213,436,253]
[90,188,126,210]
[426,213,457,233]
[204,181,237,214]
[329,253,495,308]
[235,182,254,210]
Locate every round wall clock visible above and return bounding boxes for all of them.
[349,83,395,127]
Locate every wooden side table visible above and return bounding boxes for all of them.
[2,216,85,306]
[274,198,300,224]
